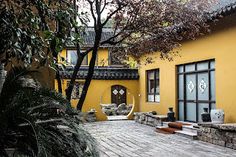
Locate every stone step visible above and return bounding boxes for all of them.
[176,121,198,126]
[175,130,198,140]
[157,121,198,140]
[161,121,198,127]
[156,125,168,129]
[107,116,128,121]
[156,125,198,140]
[182,125,198,134]
[161,122,170,127]
[156,126,198,139]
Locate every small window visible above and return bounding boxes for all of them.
[67,81,84,99]
[67,50,88,66]
[147,69,160,103]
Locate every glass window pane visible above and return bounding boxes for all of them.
[155,70,160,79]
[186,103,197,122]
[185,64,195,72]
[198,103,209,122]
[67,50,88,66]
[178,75,184,100]
[186,74,196,100]
[155,95,160,102]
[155,78,160,94]
[197,62,209,71]
[178,102,184,121]
[198,73,209,101]
[211,103,216,110]
[178,65,184,73]
[147,71,155,94]
[67,50,78,65]
[155,70,160,102]
[148,94,154,102]
[210,71,215,101]
[210,61,215,69]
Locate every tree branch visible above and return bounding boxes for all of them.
[102,2,126,27]
[88,0,97,28]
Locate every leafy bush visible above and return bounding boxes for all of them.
[0,67,99,157]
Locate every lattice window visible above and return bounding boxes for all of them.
[67,81,84,99]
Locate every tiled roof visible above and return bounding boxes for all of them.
[66,27,114,48]
[209,1,236,20]
[81,27,114,47]
[60,67,139,80]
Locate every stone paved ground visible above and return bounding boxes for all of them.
[84,120,236,157]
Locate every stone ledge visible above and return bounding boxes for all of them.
[198,123,236,131]
[198,123,236,149]
[134,112,167,127]
[146,114,167,119]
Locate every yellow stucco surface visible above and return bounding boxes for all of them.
[56,15,236,123]
[138,15,236,123]
[59,48,109,66]
[88,48,109,66]
[57,47,139,120]
[57,79,139,121]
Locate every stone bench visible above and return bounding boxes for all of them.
[134,112,167,127]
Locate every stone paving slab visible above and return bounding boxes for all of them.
[84,120,236,157]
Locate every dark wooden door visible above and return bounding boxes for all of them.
[111,85,127,105]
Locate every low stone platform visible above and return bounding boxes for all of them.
[134,112,167,127]
[198,123,236,149]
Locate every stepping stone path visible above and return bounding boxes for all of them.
[84,120,236,157]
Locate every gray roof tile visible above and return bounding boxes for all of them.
[60,67,139,80]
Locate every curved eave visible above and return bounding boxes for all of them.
[59,67,139,80]
[209,2,236,20]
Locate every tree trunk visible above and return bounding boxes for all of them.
[65,0,84,101]
[76,50,98,111]
[76,28,102,110]
[0,63,6,94]
[65,54,85,101]
[75,0,103,110]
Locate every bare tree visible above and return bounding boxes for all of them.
[65,0,214,110]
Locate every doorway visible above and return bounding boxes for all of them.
[111,85,127,105]
[177,60,216,122]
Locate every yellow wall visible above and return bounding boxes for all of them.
[138,15,236,123]
[59,49,67,63]
[59,48,109,66]
[57,47,139,121]
[88,48,109,66]
[58,79,139,121]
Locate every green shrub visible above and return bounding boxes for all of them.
[0,67,99,157]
